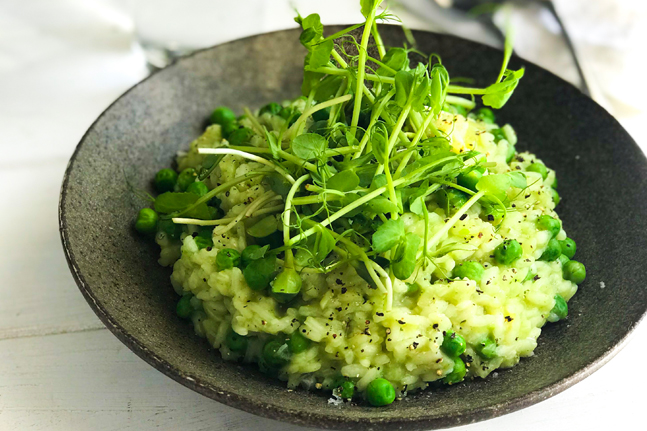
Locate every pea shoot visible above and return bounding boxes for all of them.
[216,249,241,271]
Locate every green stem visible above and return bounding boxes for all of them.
[447,85,487,95]
[371,22,387,59]
[426,190,485,251]
[350,8,378,137]
[289,94,353,139]
[445,95,476,109]
[352,88,395,159]
[171,172,265,218]
[197,148,295,184]
[283,174,310,268]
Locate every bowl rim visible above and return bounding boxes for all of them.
[59,25,647,430]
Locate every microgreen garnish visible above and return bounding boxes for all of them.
[153,0,525,310]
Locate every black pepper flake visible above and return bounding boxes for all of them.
[436,358,443,363]
[433,324,439,329]
[203,278,207,282]
[333,334,337,339]
[533,275,541,281]
[341,287,347,294]
[398,320,406,325]
[364,328,371,336]
[225,191,230,197]
[192,232,198,238]
[476,289,484,294]
[336,279,343,285]
[505,316,513,322]
[206,247,212,252]
[459,214,467,221]
[412,342,419,349]
[487,214,494,221]
[336,307,342,312]
[376,312,384,317]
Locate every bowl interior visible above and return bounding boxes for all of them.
[60,26,647,430]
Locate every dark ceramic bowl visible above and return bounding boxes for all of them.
[59,26,647,430]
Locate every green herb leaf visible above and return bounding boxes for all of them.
[247,216,278,238]
[376,48,409,77]
[292,133,327,160]
[394,70,414,108]
[155,192,212,219]
[482,68,525,109]
[313,224,336,262]
[308,39,334,69]
[327,170,360,192]
[372,218,405,253]
[392,232,421,280]
[263,127,281,159]
[360,0,382,18]
[370,122,389,164]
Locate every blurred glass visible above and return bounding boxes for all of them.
[127,0,265,68]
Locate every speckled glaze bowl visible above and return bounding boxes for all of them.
[59,26,647,430]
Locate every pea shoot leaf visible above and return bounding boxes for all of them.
[394,70,414,108]
[428,63,449,111]
[247,216,278,238]
[370,122,389,164]
[360,0,383,18]
[392,232,421,280]
[327,170,360,192]
[476,172,527,202]
[482,68,525,109]
[307,38,334,69]
[263,127,281,160]
[292,133,327,160]
[313,224,336,262]
[376,48,409,77]
[155,193,212,220]
[372,218,405,253]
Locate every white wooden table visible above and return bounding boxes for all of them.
[1,1,645,429]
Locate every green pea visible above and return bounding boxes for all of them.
[288,331,310,354]
[563,260,586,284]
[441,331,467,357]
[366,378,396,407]
[506,141,516,163]
[158,219,183,240]
[551,188,560,206]
[241,244,268,267]
[527,162,548,180]
[494,239,522,265]
[194,236,213,250]
[210,107,236,126]
[243,255,276,291]
[558,254,570,266]
[177,168,197,191]
[176,295,193,319]
[490,128,506,142]
[452,262,485,283]
[552,175,558,189]
[186,181,209,197]
[216,248,241,271]
[444,357,466,385]
[475,337,497,359]
[536,215,561,238]
[475,107,496,124]
[262,339,291,368]
[312,106,331,122]
[547,295,568,322]
[539,238,561,262]
[221,120,238,138]
[227,127,254,146]
[333,378,355,399]
[154,168,178,193]
[437,188,469,213]
[559,238,576,259]
[457,167,485,192]
[135,208,159,235]
[225,327,248,352]
[270,269,302,303]
[259,102,282,116]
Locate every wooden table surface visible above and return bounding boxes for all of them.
[1,1,645,429]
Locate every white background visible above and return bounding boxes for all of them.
[1,1,645,430]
